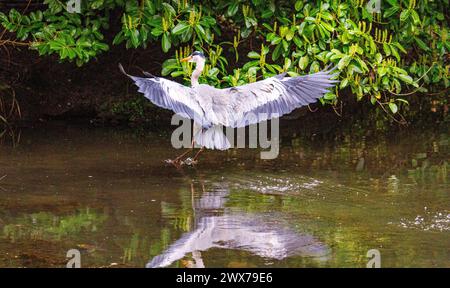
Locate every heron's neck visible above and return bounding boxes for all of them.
[191,60,205,87]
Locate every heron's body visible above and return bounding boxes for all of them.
[119,51,338,165]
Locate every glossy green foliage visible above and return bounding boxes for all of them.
[0,0,448,114]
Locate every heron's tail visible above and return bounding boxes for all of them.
[194,125,231,150]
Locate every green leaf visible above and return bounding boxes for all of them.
[93,42,109,52]
[272,43,282,61]
[279,26,289,38]
[60,48,69,59]
[130,29,140,47]
[171,71,185,77]
[410,10,420,25]
[414,37,430,51]
[113,31,125,45]
[337,55,351,70]
[298,55,309,70]
[227,1,239,16]
[161,3,176,15]
[180,26,193,42]
[270,35,282,45]
[375,53,383,63]
[261,9,273,19]
[397,74,413,84]
[283,58,292,70]
[292,36,303,48]
[285,29,295,41]
[244,17,257,28]
[392,77,402,93]
[309,61,320,73]
[67,48,77,59]
[324,93,336,100]
[435,13,444,21]
[49,39,64,50]
[281,39,289,51]
[44,0,63,13]
[172,22,190,35]
[151,27,164,37]
[383,43,391,56]
[391,47,400,62]
[161,32,171,52]
[242,60,259,70]
[321,12,334,21]
[321,22,334,32]
[384,6,400,18]
[294,1,303,11]
[389,102,398,114]
[161,58,178,76]
[394,42,407,53]
[400,9,410,22]
[340,78,349,88]
[378,66,388,77]
[140,26,149,43]
[247,51,260,59]
[195,24,208,42]
[200,16,216,27]
[386,0,399,6]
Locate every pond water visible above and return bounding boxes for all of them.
[0,122,448,267]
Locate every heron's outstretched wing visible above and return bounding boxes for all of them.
[119,63,204,121]
[220,67,338,127]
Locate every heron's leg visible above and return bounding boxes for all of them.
[192,147,205,163]
[165,140,195,166]
[173,148,192,162]
[183,146,204,166]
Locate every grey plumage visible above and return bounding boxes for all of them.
[119,63,204,123]
[119,61,338,150]
[193,124,231,150]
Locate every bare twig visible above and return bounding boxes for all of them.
[332,100,343,117]
[0,39,32,47]
[307,104,318,112]
[376,99,408,125]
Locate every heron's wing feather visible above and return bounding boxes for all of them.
[222,68,338,127]
[119,64,204,121]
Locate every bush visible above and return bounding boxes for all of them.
[0,0,448,115]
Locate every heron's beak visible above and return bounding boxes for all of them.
[180,55,193,62]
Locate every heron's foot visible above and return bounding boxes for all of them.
[183,157,198,166]
[164,158,184,168]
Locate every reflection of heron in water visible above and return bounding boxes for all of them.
[147,179,330,268]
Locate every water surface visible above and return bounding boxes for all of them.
[0,123,448,267]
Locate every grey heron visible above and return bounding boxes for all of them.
[119,51,337,165]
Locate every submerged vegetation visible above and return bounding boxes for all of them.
[2,208,107,242]
[0,0,448,123]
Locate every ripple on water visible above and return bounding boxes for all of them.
[230,174,323,196]
[389,212,450,232]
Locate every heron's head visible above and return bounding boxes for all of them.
[180,51,206,64]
